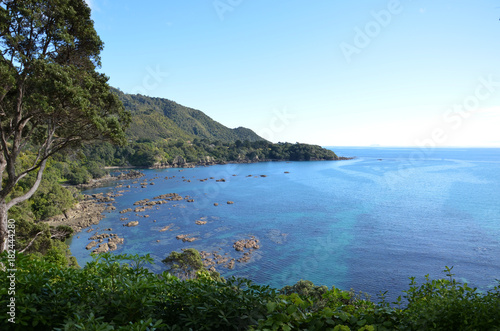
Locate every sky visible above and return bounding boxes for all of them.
[85,0,500,147]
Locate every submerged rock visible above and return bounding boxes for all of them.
[176,234,197,242]
[233,236,260,252]
[85,241,98,250]
[92,243,109,254]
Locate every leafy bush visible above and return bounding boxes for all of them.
[0,253,165,330]
[64,165,92,185]
[397,266,500,330]
[1,254,499,330]
[155,274,276,331]
[85,160,109,179]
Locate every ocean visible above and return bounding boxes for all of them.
[68,147,500,301]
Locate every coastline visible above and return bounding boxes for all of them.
[74,170,145,190]
[106,155,356,171]
[50,157,354,258]
[45,196,107,233]
[43,148,500,306]
[52,157,355,229]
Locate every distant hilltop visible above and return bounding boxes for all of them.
[90,89,341,169]
[112,88,265,143]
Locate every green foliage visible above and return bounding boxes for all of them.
[79,139,339,169]
[0,252,273,330]
[9,159,77,223]
[0,253,164,330]
[398,266,500,330]
[115,89,263,143]
[1,254,499,330]
[128,144,158,167]
[156,274,276,330]
[162,248,205,279]
[0,0,130,253]
[86,160,109,179]
[64,164,92,185]
[255,285,387,330]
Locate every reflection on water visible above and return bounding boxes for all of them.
[70,148,500,300]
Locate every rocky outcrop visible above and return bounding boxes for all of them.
[93,243,110,254]
[124,221,139,227]
[233,236,260,251]
[153,193,183,201]
[171,155,186,167]
[198,156,216,166]
[159,224,174,232]
[176,234,197,242]
[232,236,260,263]
[44,197,106,233]
[76,170,144,189]
[86,241,98,250]
[109,235,124,245]
[86,232,124,253]
[133,198,150,205]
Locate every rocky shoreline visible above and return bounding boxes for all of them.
[115,155,355,171]
[75,170,145,190]
[45,170,146,254]
[45,196,107,233]
[46,168,269,270]
[47,158,338,269]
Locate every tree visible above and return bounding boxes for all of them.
[0,0,130,252]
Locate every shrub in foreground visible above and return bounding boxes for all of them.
[1,253,500,330]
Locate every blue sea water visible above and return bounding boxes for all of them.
[69,147,500,300]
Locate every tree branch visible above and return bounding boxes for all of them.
[19,231,43,254]
[6,157,47,209]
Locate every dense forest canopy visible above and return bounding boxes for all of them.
[115,89,264,143]
[0,0,129,252]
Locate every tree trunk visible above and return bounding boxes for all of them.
[0,159,47,253]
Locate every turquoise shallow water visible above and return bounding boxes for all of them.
[69,147,500,300]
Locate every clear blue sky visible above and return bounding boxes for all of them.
[86,0,500,147]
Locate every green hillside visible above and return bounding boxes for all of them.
[114,89,264,142]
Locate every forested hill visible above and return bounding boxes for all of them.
[113,89,264,142]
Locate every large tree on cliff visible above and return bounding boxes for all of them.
[0,0,130,252]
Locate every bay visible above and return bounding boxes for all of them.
[68,147,500,300]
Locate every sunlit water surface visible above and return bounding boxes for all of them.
[69,147,500,300]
